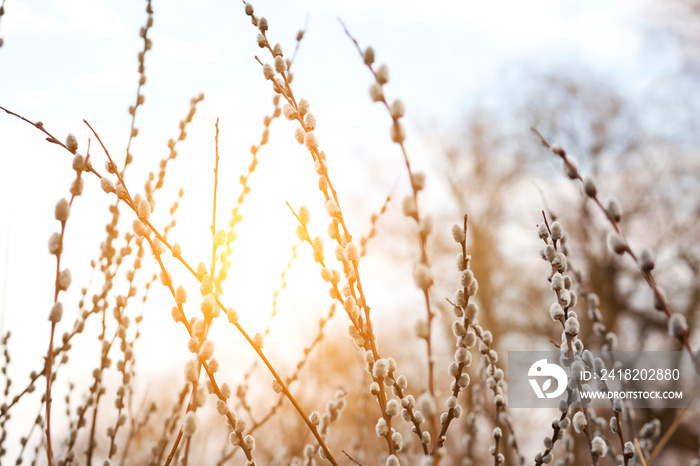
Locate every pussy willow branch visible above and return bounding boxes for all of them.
[479,335,503,466]
[247,9,406,452]
[541,212,597,465]
[45,142,91,466]
[340,19,440,439]
[435,215,470,451]
[556,231,630,465]
[123,0,153,175]
[254,33,398,459]
[532,127,700,373]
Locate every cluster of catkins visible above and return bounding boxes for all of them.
[450,223,512,464]
[537,220,631,465]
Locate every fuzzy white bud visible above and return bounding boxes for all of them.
[325,199,340,217]
[304,113,316,132]
[345,242,359,261]
[562,157,579,179]
[402,195,417,218]
[590,436,607,457]
[413,264,432,289]
[550,222,563,241]
[583,175,597,197]
[550,303,565,321]
[455,347,471,365]
[386,455,399,466]
[363,47,375,65]
[390,99,405,119]
[607,232,627,255]
[606,197,623,222]
[198,339,214,361]
[551,272,564,291]
[668,313,689,339]
[183,412,196,437]
[304,132,319,150]
[369,83,383,102]
[66,133,78,153]
[375,417,389,437]
[282,104,297,121]
[376,64,389,84]
[639,248,655,272]
[184,359,200,385]
[216,400,230,416]
[390,122,406,143]
[49,302,63,323]
[573,411,587,433]
[467,278,478,297]
[564,316,580,336]
[412,171,426,191]
[309,411,321,426]
[274,55,286,73]
[386,399,400,416]
[243,435,255,451]
[48,232,62,255]
[452,224,465,243]
[55,198,70,222]
[550,143,564,156]
[235,417,246,433]
[373,358,389,378]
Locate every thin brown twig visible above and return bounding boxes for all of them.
[341,450,364,466]
[211,118,221,279]
[339,19,441,442]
